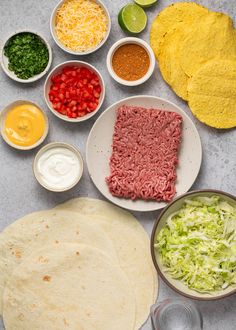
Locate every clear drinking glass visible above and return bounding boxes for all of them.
[150,299,203,330]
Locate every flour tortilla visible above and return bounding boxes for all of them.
[55,197,158,329]
[180,12,236,77]
[3,243,136,330]
[158,24,188,100]
[150,2,209,59]
[0,209,118,314]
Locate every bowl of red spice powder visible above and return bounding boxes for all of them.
[106,37,155,86]
[44,60,105,122]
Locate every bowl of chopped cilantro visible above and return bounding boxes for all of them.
[151,189,236,300]
[1,31,52,83]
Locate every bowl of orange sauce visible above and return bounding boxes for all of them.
[0,100,49,150]
[106,37,155,86]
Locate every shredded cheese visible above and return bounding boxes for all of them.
[55,0,108,52]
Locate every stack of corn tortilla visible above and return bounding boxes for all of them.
[150,2,236,129]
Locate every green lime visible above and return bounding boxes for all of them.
[118,3,147,34]
[134,0,158,8]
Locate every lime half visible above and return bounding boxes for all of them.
[118,4,147,34]
[134,0,158,8]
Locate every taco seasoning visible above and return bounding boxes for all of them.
[112,43,150,81]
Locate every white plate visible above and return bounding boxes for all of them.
[86,95,202,212]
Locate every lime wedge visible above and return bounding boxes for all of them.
[118,4,147,34]
[134,0,158,8]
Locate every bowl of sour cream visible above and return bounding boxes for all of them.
[33,142,83,192]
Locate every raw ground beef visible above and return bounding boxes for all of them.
[106,105,183,202]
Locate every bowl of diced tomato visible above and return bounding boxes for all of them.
[44,61,105,122]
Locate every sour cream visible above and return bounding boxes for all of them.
[35,145,82,191]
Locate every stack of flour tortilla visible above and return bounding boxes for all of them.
[0,198,158,330]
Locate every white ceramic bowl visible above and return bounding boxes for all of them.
[1,31,52,83]
[151,190,236,300]
[0,100,49,150]
[33,142,84,192]
[106,37,156,86]
[44,60,105,123]
[50,0,111,55]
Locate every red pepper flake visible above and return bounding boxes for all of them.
[49,66,102,119]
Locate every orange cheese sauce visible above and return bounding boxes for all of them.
[4,103,46,147]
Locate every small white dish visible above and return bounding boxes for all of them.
[33,142,84,192]
[50,0,111,55]
[106,37,156,86]
[0,100,49,151]
[1,31,52,83]
[86,95,202,212]
[44,60,105,123]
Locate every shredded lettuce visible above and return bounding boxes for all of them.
[155,195,236,293]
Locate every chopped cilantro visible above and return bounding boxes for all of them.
[4,32,49,80]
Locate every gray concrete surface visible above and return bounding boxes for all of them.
[0,0,235,329]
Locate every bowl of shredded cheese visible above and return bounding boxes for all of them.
[50,0,111,55]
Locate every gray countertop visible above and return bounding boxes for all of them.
[0,0,235,329]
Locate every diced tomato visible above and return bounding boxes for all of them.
[95,85,101,93]
[62,67,72,74]
[69,100,77,107]
[59,93,64,101]
[93,91,100,99]
[48,65,102,118]
[60,74,67,82]
[77,111,86,117]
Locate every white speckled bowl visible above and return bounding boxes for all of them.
[106,37,156,86]
[44,60,105,123]
[33,142,84,192]
[1,31,52,83]
[0,100,49,151]
[50,0,111,55]
[151,189,236,300]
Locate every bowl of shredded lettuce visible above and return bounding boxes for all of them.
[151,190,236,300]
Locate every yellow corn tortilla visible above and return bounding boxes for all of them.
[150,2,209,59]
[187,59,236,129]
[180,12,236,77]
[158,24,188,100]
